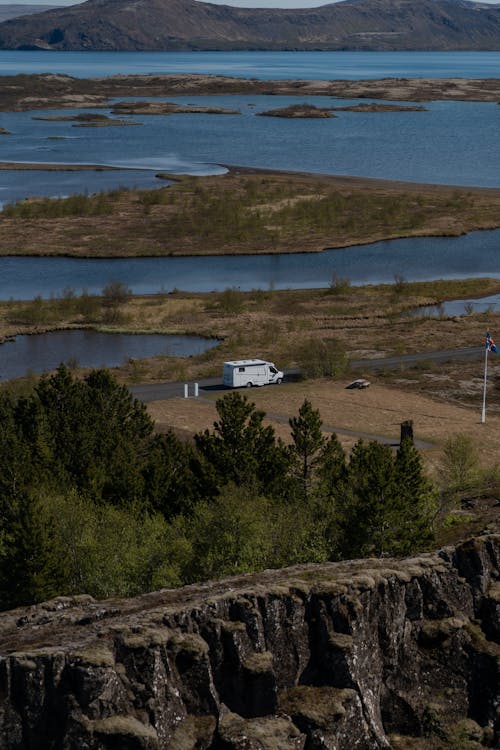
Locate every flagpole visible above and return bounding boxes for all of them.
[481,344,488,424]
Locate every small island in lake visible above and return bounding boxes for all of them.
[2,74,499,113]
[110,100,240,116]
[258,102,427,118]
[330,103,427,112]
[33,113,140,127]
[258,104,335,119]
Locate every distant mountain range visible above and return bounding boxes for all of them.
[1,0,500,51]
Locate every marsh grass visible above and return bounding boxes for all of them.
[3,277,500,409]
[328,274,351,295]
[4,285,129,327]
[2,192,115,219]
[292,338,348,378]
[1,172,497,258]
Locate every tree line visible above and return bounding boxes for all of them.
[0,366,437,610]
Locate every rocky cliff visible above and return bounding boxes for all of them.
[0,534,498,749]
[1,0,500,51]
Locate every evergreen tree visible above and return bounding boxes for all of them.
[315,432,348,503]
[314,433,349,559]
[0,491,62,609]
[288,399,325,500]
[34,366,154,503]
[34,364,86,484]
[143,431,198,519]
[339,438,436,560]
[393,437,436,554]
[194,392,288,495]
[339,439,397,559]
[0,394,35,502]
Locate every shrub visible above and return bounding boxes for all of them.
[294,338,348,378]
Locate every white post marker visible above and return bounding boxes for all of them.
[194,382,199,398]
[184,383,189,398]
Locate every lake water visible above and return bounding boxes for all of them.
[0,50,499,204]
[0,94,499,206]
[1,50,499,79]
[410,293,500,319]
[0,329,220,381]
[0,51,499,309]
[3,228,500,300]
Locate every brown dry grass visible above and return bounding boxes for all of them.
[2,169,500,257]
[4,278,500,387]
[4,275,500,484]
[147,378,500,479]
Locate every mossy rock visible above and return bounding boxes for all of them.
[91,715,159,748]
[242,651,274,674]
[218,710,305,749]
[169,715,216,750]
[279,685,357,728]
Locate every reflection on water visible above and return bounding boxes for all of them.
[0,329,220,381]
[2,229,500,301]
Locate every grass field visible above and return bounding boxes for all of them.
[2,168,500,257]
[147,378,499,470]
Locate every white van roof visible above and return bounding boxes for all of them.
[224,359,269,367]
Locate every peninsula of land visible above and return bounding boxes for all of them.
[1,73,500,112]
[1,167,500,258]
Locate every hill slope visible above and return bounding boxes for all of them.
[1,0,500,51]
[0,5,56,23]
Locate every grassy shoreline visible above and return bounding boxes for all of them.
[2,278,500,384]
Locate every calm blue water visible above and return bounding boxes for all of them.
[0,95,499,202]
[1,50,500,79]
[0,50,499,313]
[0,169,170,208]
[3,229,500,300]
[0,329,220,381]
[0,50,498,202]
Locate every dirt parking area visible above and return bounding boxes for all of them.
[147,377,500,477]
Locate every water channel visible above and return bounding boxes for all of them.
[2,228,500,300]
[0,329,220,382]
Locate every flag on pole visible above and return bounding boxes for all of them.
[482,332,498,423]
[486,331,498,353]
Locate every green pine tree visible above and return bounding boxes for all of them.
[393,437,436,555]
[0,491,62,610]
[194,392,288,495]
[143,431,198,519]
[288,399,326,501]
[339,439,397,559]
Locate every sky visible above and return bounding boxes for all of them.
[1,0,499,7]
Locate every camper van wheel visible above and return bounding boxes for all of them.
[246,382,253,388]
[276,378,282,385]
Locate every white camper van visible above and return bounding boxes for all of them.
[223,360,284,388]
